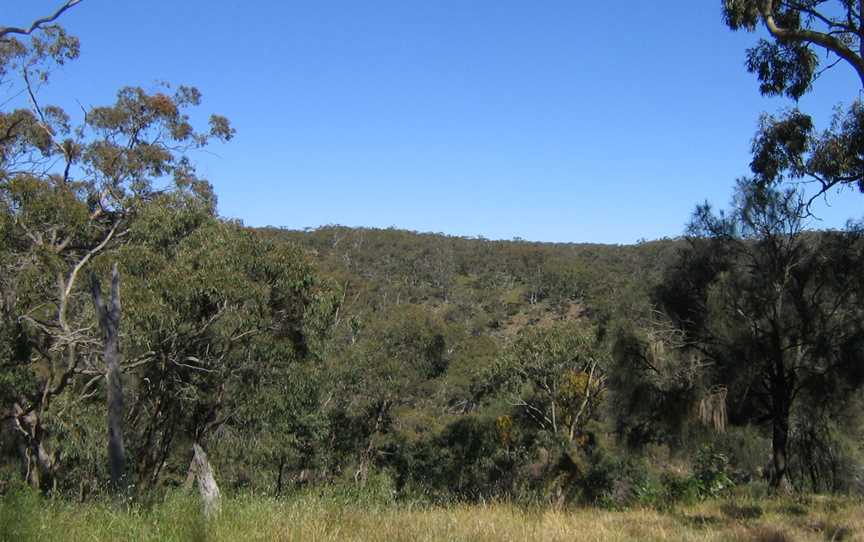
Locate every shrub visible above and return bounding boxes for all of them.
[571,449,655,509]
[659,472,703,506]
[693,444,735,498]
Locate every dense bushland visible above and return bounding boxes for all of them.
[2,2,864,525]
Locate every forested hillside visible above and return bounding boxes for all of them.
[3,3,864,531]
[258,226,682,500]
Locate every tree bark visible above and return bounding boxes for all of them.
[275,454,286,496]
[771,413,791,491]
[770,382,793,492]
[12,403,55,490]
[92,263,125,492]
[187,443,221,518]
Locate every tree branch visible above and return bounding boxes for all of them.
[0,1,84,41]
[59,220,122,333]
[761,0,864,89]
[785,1,853,33]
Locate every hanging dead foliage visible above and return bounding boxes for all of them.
[699,386,728,432]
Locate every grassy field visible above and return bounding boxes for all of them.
[1,490,862,541]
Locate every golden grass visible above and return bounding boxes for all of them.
[2,491,862,541]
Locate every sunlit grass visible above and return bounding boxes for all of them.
[1,489,862,541]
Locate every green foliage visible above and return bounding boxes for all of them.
[711,426,771,484]
[607,318,700,451]
[657,472,704,506]
[320,470,399,507]
[577,451,655,509]
[3,1,864,509]
[786,393,864,494]
[636,445,737,508]
[481,323,608,444]
[722,0,860,99]
[392,415,516,502]
[657,180,864,489]
[722,1,864,201]
[693,445,736,499]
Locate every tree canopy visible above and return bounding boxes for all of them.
[723,0,864,97]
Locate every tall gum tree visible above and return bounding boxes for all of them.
[0,2,233,490]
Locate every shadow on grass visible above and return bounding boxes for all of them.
[778,503,808,516]
[676,513,724,529]
[808,520,852,542]
[745,526,795,542]
[720,502,764,520]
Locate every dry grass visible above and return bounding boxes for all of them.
[1,490,862,541]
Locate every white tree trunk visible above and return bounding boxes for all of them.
[187,443,221,518]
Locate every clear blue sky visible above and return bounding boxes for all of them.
[12,1,864,243]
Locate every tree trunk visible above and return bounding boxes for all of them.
[12,403,55,491]
[92,264,125,492]
[355,400,390,486]
[187,443,221,518]
[275,454,286,496]
[770,394,792,492]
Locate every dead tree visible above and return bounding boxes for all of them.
[91,263,125,492]
[186,443,221,518]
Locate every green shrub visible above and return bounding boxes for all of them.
[572,450,655,509]
[693,444,735,498]
[712,425,770,483]
[658,472,703,506]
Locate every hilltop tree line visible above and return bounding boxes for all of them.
[0,1,863,506]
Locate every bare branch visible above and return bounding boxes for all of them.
[59,220,122,332]
[0,1,84,41]
[23,69,72,165]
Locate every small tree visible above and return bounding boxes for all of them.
[483,324,608,446]
[328,304,448,484]
[659,179,864,490]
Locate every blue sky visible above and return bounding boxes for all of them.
[12,1,864,243]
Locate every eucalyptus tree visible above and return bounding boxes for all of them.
[115,219,329,492]
[327,304,448,484]
[723,0,864,95]
[483,323,608,447]
[0,3,234,490]
[723,0,864,203]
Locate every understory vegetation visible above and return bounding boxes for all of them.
[3,2,864,539]
[2,487,862,542]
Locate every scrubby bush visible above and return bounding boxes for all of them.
[389,415,519,503]
[657,472,703,506]
[693,444,735,498]
[578,451,654,509]
[711,426,770,483]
